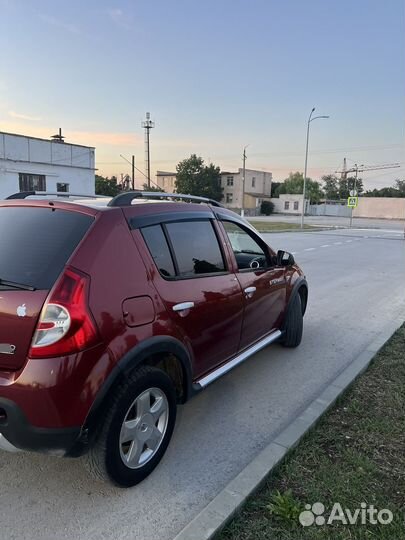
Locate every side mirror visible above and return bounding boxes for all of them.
[277,250,295,267]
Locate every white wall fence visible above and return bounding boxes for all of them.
[309,202,351,217]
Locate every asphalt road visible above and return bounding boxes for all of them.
[1,227,405,540]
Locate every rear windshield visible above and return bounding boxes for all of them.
[0,206,94,289]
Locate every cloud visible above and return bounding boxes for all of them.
[39,14,79,34]
[8,110,41,122]
[106,8,130,29]
[0,121,141,147]
[69,130,140,147]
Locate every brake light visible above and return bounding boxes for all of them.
[29,268,100,358]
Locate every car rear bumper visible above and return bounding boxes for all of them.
[0,397,82,456]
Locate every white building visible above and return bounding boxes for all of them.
[221,168,272,214]
[0,131,95,199]
[156,171,176,192]
[270,193,309,215]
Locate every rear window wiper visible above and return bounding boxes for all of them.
[0,278,36,291]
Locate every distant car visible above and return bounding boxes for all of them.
[0,191,307,486]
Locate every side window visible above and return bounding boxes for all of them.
[141,225,176,278]
[221,221,268,271]
[165,221,226,277]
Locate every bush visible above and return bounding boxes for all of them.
[261,200,274,215]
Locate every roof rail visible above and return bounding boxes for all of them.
[5,191,109,200]
[107,191,224,208]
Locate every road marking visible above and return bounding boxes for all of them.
[320,244,330,248]
[345,240,352,243]
[334,242,343,245]
[304,247,316,251]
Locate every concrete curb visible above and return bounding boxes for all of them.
[173,316,405,540]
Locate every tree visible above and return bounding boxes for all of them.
[322,174,339,200]
[95,175,121,197]
[175,154,223,201]
[142,183,164,192]
[395,179,405,195]
[364,180,405,198]
[271,181,282,198]
[276,172,323,204]
[261,200,274,215]
[338,176,364,199]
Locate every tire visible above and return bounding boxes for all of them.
[85,365,177,487]
[281,293,303,348]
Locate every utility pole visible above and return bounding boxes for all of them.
[241,145,248,217]
[141,112,155,188]
[349,163,358,229]
[131,155,135,190]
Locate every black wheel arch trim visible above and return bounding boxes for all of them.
[73,336,194,456]
[282,276,308,330]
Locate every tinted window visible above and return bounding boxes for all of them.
[166,221,225,277]
[141,225,176,278]
[0,207,93,289]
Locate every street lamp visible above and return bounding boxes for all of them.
[241,144,249,217]
[301,108,329,228]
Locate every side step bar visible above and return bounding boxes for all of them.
[196,330,282,388]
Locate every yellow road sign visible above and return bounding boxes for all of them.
[347,196,358,208]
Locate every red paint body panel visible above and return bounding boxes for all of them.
[0,290,48,370]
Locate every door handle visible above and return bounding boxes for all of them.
[172,302,195,312]
[244,286,256,299]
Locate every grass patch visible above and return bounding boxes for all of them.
[217,325,405,539]
[248,221,318,232]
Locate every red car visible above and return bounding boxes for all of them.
[0,191,307,486]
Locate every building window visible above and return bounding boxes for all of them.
[252,177,256,188]
[226,193,233,204]
[57,183,69,193]
[227,176,234,186]
[19,173,46,192]
[294,201,299,210]
[284,201,290,210]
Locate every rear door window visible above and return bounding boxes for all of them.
[165,221,226,277]
[0,207,93,290]
[141,225,176,278]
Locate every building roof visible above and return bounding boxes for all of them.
[156,171,176,176]
[0,130,95,149]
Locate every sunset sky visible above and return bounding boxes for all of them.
[1,0,404,189]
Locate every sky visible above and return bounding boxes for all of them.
[0,0,404,189]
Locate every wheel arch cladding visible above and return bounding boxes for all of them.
[298,283,308,314]
[283,277,308,329]
[83,336,193,440]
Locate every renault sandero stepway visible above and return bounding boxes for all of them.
[0,191,307,487]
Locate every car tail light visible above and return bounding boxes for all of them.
[29,268,100,358]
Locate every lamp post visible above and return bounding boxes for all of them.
[301,108,329,228]
[241,144,249,217]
